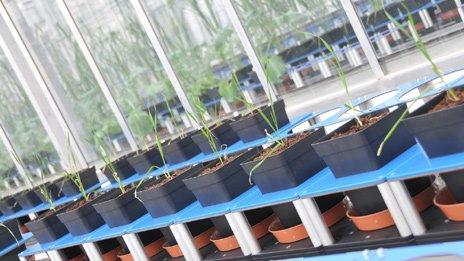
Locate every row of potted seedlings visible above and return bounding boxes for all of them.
[2,84,464,259]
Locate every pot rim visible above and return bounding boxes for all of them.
[434,188,464,221]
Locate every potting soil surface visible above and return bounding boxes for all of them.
[428,88,464,113]
[331,111,389,139]
[147,167,190,189]
[253,131,310,162]
[200,153,241,176]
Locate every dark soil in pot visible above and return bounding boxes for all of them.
[229,99,289,142]
[137,164,204,218]
[60,166,100,197]
[441,169,464,203]
[102,156,136,183]
[346,176,432,215]
[25,204,69,244]
[183,148,258,207]
[57,190,118,236]
[127,147,163,175]
[0,219,22,249]
[403,88,464,158]
[312,105,415,178]
[163,133,201,165]
[191,120,240,154]
[92,186,146,228]
[160,219,214,245]
[241,129,326,194]
[211,207,274,238]
[14,189,43,209]
[0,196,21,215]
[36,183,62,204]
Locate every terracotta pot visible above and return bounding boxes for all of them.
[163,227,215,257]
[434,188,464,221]
[348,184,435,231]
[269,199,346,243]
[211,214,276,251]
[102,245,122,261]
[19,224,30,234]
[68,254,86,261]
[118,238,165,261]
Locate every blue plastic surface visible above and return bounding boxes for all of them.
[231,185,300,212]
[0,232,32,257]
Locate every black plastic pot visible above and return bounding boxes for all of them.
[0,219,21,249]
[312,105,415,178]
[403,91,464,158]
[211,207,274,238]
[441,169,464,203]
[230,100,290,142]
[164,134,201,165]
[191,120,240,154]
[57,190,118,236]
[60,166,100,197]
[241,129,326,194]
[25,207,69,244]
[183,149,258,207]
[138,229,164,246]
[0,196,21,215]
[102,157,136,182]
[137,165,204,218]
[347,176,432,215]
[36,183,62,204]
[127,148,163,175]
[15,189,43,209]
[93,187,147,228]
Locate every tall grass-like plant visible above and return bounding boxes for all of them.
[0,223,18,245]
[376,2,461,156]
[97,139,125,194]
[63,135,90,201]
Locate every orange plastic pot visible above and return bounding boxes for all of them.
[101,245,122,261]
[434,188,464,221]
[68,254,85,261]
[118,238,165,261]
[163,227,215,257]
[211,214,276,251]
[270,199,346,243]
[348,184,435,231]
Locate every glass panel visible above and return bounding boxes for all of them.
[0,150,21,191]
[0,51,62,185]
[4,0,127,156]
[232,0,368,95]
[352,0,464,59]
[141,0,268,118]
[65,0,190,147]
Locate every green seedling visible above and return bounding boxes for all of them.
[63,134,90,201]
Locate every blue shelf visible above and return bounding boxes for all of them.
[0,232,33,257]
[231,185,300,212]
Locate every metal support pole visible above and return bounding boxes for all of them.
[225,212,261,256]
[47,250,66,261]
[222,0,278,101]
[300,198,335,246]
[56,0,139,151]
[82,242,104,261]
[220,98,233,114]
[19,256,27,261]
[0,2,89,168]
[455,0,464,23]
[389,180,427,235]
[0,124,32,188]
[341,0,385,78]
[129,0,197,128]
[169,223,202,261]
[122,233,149,261]
[418,9,433,29]
[293,199,323,248]
[377,183,412,237]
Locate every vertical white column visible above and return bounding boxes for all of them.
[455,0,464,22]
[340,0,385,78]
[55,0,139,151]
[222,0,278,101]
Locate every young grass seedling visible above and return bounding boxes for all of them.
[376,1,462,156]
[63,134,90,201]
[97,139,125,194]
[0,223,18,245]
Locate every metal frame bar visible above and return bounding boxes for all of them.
[82,242,103,261]
[0,123,32,188]
[293,199,323,248]
[389,180,426,236]
[455,0,464,22]
[122,233,149,261]
[56,0,139,151]
[300,197,335,246]
[340,0,385,78]
[0,1,89,168]
[129,0,197,125]
[47,250,66,261]
[169,223,202,261]
[222,0,278,101]
[377,182,412,238]
[225,212,261,256]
